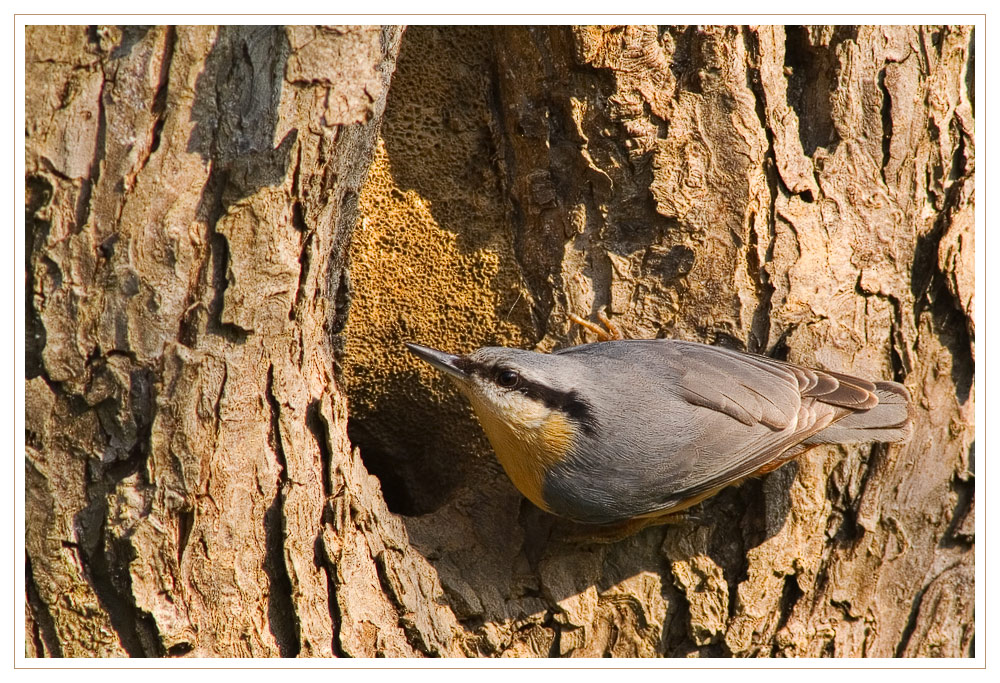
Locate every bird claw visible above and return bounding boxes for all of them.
[557,509,702,544]
[568,308,624,342]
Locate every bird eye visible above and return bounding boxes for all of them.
[496,370,519,388]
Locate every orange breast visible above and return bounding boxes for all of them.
[466,398,575,512]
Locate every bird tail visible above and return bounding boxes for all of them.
[805,381,913,444]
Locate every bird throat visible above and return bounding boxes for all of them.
[466,397,575,513]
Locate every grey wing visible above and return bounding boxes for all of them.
[558,340,880,513]
[653,341,879,504]
[668,340,877,422]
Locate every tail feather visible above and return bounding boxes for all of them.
[806,381,913,444]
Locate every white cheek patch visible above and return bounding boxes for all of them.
[499,391,550,429]
[467,383,549,431]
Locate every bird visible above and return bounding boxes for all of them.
[405,328,911,529]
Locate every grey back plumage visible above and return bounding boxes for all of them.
[537,339,910,524]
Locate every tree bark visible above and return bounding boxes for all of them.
[26,25,974,658]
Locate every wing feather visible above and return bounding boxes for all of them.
[553,339,886,521]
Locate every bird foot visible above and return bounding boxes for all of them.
[559,509,701,544]
[568,308,624,342]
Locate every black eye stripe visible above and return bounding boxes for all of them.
[455,356,596,435]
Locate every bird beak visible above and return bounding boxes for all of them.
[405,343,469,382]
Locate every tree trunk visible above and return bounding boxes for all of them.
[26,25,974,658]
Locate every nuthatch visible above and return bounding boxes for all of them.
[405,333,911,527]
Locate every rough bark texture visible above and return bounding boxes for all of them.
[26,25,974,658]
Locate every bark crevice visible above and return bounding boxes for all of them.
[25,559,63,658]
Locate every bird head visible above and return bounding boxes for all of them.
[404,343,596,437]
